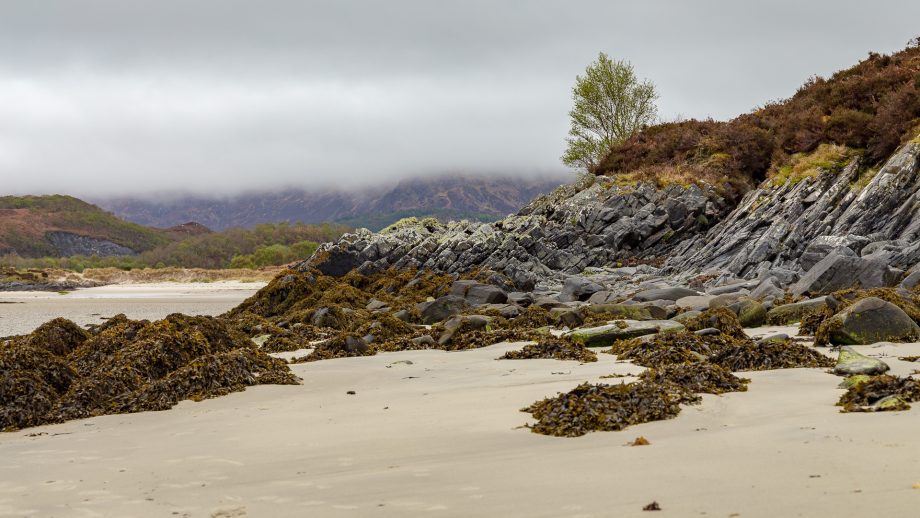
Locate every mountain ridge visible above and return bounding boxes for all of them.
[93,175,567,231]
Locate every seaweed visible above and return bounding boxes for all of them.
[23,318,90,356]
[522,381,699,437]
[498,338,598,362]
[638,363,750,394]
[837,375,920,412]
[606,332,737,368]
[711,338,835,371]
[0,314,299,432]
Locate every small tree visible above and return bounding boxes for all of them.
[562,53,658,171]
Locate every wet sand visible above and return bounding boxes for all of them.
[2,326,920,517]
[0,282,264,336]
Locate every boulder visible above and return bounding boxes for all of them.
[507,292,534,306]
[791,251,902,296]
[587,290,620,304]
[566,320,685,347]
[416,295,468,324]
[765,297,828,324]
[737,298,767,328]
[707,283,752,296]
[631,286,699,302]
[533,297,569,310]
[366,298,390,311]
[825,297,920,345]
[438,315,491,345]
[672,310,702,325]
[549,307,585,328]
[750,277,784,300]
[834,346,890,375]
[559,276,604,302]
[582,303,654,321]
[675,295,715,312]
[449,280,507,305]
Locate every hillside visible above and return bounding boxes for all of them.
[595,40,920,198]
[0,195,172,257]
[94,175,566,231]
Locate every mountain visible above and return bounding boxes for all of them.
[0,195,176,257]
[93,175,567,231]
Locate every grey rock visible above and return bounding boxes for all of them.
[559,276,604,302]
[632,286,699,302]
[416,295,467,325]
[366,298,390,311]
[791,251,902,296]
[507,292,534,306]
[587,290,621,304]
[549,307,585,327]
[450,280,508,305]
[694,327,721,336]
[750,277,784,300]
[676,295,715,312]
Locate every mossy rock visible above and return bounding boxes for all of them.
[566,320,685,348]
[834,346,890,376]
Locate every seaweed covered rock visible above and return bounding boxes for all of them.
[817,297,920,346]
[837,375,920,412]
[296,333,375,362]
[498,338,598,362]
[522,382,699,437]
[683,307,747,338]
[834,346,890,376]
[766,297,828,325]
[638,363,749,394]
[567,320,685,347]
[1,314,298,431]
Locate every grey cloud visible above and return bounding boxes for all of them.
[1,1,919,196]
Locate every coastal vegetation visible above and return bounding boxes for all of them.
[593,39,920,198]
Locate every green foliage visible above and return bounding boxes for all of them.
[0,223,343,270]
[562,53,658,171]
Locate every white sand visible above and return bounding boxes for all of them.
[3,327,920,517]
[0,282,265,336]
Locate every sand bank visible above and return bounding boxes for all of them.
[0,282,264,336]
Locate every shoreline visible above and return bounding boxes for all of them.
[0,281,265,336]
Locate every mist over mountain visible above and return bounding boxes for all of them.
[93,175,568,231]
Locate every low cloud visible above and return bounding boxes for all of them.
[1,0,918,197]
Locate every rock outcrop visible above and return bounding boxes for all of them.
[304,180,730,289]
[668,141,920,279]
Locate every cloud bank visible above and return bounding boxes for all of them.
[1,0,918,196]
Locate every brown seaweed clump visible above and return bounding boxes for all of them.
[683,307,747,339]
[710,338,835,371]
[498,338,598,362]
[638,363,750,395]
[607,332,736,368]
[1,314,299,431]
[522,381,699,437]
[837,375,920,412]
[797,306,830,336]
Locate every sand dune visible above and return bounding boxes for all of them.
[3,329,920,517]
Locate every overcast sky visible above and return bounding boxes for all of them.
[1,1,918,197]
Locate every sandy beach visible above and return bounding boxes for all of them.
[2,323,920,517]
[0,282,265,336]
